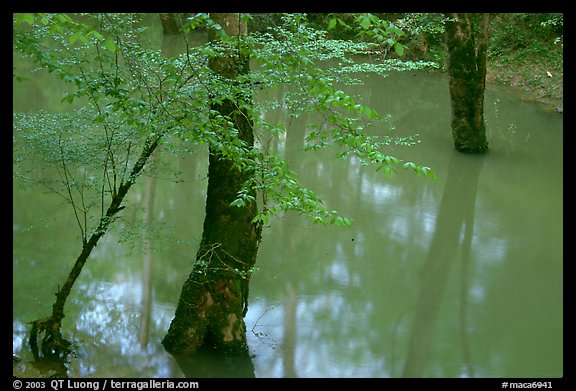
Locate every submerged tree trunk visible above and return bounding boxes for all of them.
[445,13,490,153]
[162,14,262,369]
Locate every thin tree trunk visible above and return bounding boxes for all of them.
[445,13,490,153]
[29,135,161,360]
[162,14,262,366]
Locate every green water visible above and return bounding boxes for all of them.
[13,26,562,378]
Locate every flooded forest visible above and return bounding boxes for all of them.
[13,13,563,381]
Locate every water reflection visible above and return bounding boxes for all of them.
[14,41,562,376]
[402,151,484,377]
[244,70,561,378]
[139,170,156,348]
[175,349,255,378]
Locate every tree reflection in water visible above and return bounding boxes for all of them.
[402,151,484,377]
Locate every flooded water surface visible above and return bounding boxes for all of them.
[13,24,562,378]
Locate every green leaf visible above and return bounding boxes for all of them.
[332,216,353,227]
[16,13,35,25]
[359,16,371,30]
[104,38,117,52]
[70,32,88,45]
[252,214,269,225]
[240,13,253,23]
[403,161,417,171]
[338,18,351,29]
[328,17,337,30]
[419,166,438,180]
[230,198,245,208]
[88,30,104,41]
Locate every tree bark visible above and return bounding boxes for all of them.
[445,13,490,153]
[162,14,262,365]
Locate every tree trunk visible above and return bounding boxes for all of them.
[445,13,490,153]
[28,135,161,361]
[159,13,182,35]
[162,14,261,367]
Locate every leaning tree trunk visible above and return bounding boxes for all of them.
[445,13,490,154]
[162,14,262,367]
[28,135,161,361]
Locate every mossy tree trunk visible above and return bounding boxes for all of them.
[162,14,262,367]
[445,13,490,153]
